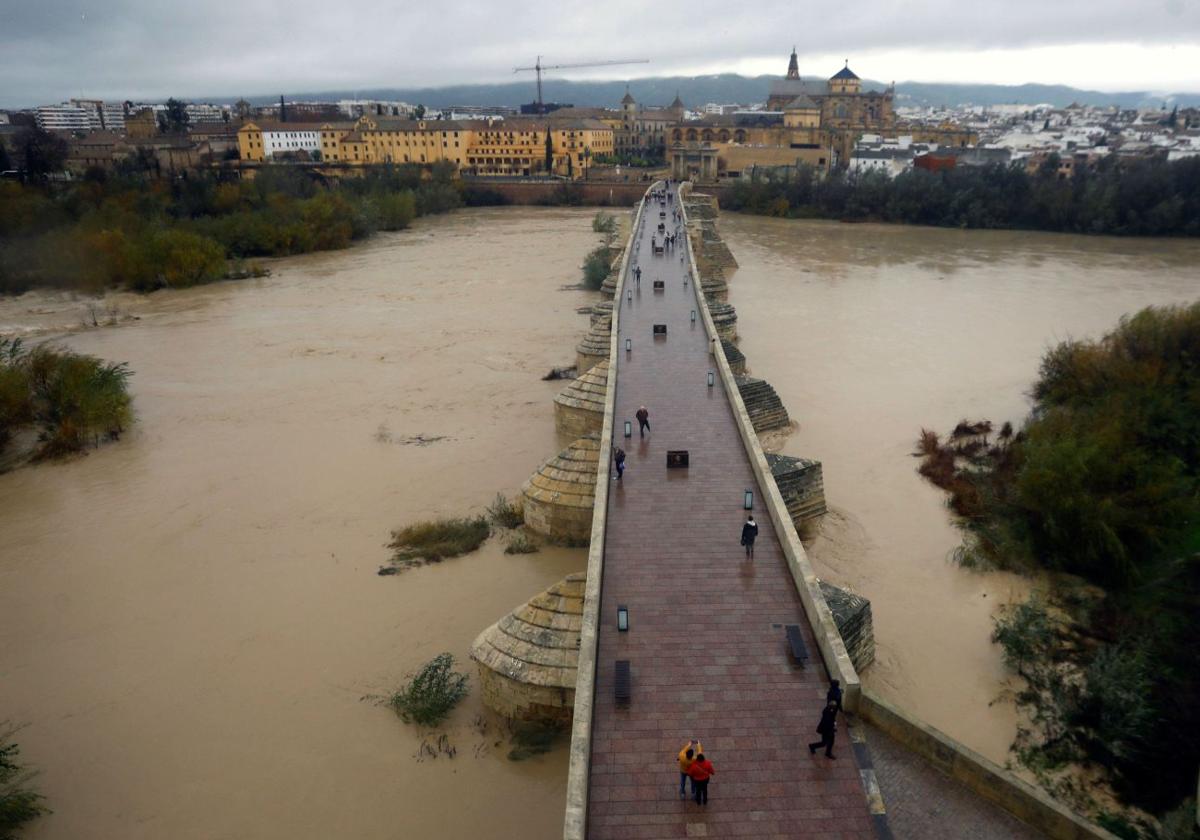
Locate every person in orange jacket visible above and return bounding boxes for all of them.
[687,752,715,805]
[676,739,701,800]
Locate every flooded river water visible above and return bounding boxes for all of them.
[720,214,1200,762]
[3,205,1198,838]
[0,207,601,840]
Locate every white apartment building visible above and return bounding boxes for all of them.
[36,103,99,132]
[185,103,226,124]
[338,99,413,119]
[100,102,125,132]
[261,127,321,158]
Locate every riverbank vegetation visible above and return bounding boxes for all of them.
[388,653,470,727]
[385,516,491,571]
[0,337,133,461]
[0,162,464,295]
[914,303,1200,831]
[1,725,48,840]
[727,155,1200,237]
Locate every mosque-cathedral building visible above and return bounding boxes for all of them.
[662,48,977,180]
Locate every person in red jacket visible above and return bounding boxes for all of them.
[687,753,715,805]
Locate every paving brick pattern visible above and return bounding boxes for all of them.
[586,187,875,839]
[862,724,1043,840]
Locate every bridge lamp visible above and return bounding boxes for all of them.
[625,338,632,352]
[624,420,632,438]
[707,371,715,388]
[691,309,696,322]
[744,489,754,510]
[617,605,629,632]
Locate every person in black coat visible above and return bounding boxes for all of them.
[740,515,758,558]
[826,679,843,713]
[808,700,839,759]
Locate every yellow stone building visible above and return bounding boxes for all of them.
[237,114,613,178]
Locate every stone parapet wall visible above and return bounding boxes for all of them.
[860,691,1120,840]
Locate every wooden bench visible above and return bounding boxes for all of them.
[614,660,631,704]
[785,624,809,668]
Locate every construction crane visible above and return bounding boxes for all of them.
[514,56,650,114]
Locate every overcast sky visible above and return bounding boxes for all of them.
[2,0,1199,107]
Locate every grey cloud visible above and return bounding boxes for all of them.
[2,0,1199,105]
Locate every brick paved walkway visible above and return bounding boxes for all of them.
[860,723,1042,840]
[585,186,876,839]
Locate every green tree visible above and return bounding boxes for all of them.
[544,130,553,174]
[157,98,190,134]
[413,104,426,120]
[14,127,68,179]
[0,140,10,172]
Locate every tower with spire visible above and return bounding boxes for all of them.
[786,46,800,80]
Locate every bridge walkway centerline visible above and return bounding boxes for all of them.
[583,184,876,839]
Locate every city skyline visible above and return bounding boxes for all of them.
[2,0,1200,107]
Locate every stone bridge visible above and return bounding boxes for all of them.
[562,182,875,840]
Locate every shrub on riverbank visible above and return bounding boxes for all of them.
[389,653,469,727]
[726,156,1200,237]
[915,302,1200,821]
[0,338,132,460]
[0,163,463,295]
[1,724,49,839]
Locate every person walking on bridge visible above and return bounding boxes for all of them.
[687,753,715,805]
[613,446,626,481]
[809,700,839,759]
[676,739,701,799]
[741,515,758,558]
[636,405,650,437]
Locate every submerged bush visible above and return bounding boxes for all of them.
[581,246,614,290]
[503,532,538,555]
[387,516,490,568]
[486,493,523,529]
[0,338,132,460]
[388,653,469,727]
[1,725,49,839]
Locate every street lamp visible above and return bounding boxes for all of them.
[691,309,696,322]
[625,338,632,352]
[707,371,715,387]
[617,605,629,631]
[744,489,754,510]
[624,420,632,438]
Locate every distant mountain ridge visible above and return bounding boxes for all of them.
[230,74,1200,111]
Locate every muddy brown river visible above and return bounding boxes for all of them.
[720,214,1200,762]
[0,208,602,840]
[2,206,1198,838]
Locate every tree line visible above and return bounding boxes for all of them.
[725,155,1200,237]
[915,303,1200,832]
[0,161,465,294]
